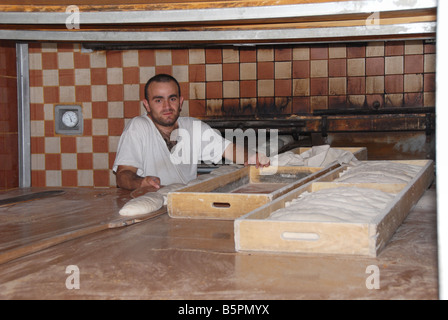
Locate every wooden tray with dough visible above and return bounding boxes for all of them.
[167,164,340,220]
[234,160,434,257]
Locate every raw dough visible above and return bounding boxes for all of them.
[268,187,395,223]
[336,161,421,183]
[119,192,164,216]
[119,183,187,216]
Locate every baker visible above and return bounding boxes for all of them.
[113,74,270,191]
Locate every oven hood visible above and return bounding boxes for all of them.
[0,0,437,45]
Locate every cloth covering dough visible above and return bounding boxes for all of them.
[270,145,359,167]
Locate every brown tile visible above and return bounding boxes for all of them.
[124,100,141,118]
[62,170,77,187]
[123,67,140,84]
[29,69,43,87]
[41,52,58,70]
[404,55,424,74]
[108,118,124,136]
[385,75,404,93]
[91,68,107,85]
[92,101,108,119]
[293,60,310,79]
[92,136,109,153]
[206,48,222,64]
[293,79,310,97]
[347,44,365,58]
[77,153,93,170]
[347,95,366,108]
[31,170,46,187]
[385,41,404,56]
[257,62,274,79]
[83,119,92,136]
[328,95,347,109]
[239,48,257,62]
[172,49,189,65]
[206,99,223,116]
[60,136,76,153]
[44,120,55,137]
[275,79,291,97]
[179,82,189,100]
[30,103,44,121]
[310,46,328,60]
[404,92,423,107]
[106,51,123,68]
[206,82,223,99]
[139,50,156,66]
[189,64,206,82]
[189,100,206,117]
[45,153,61,170]
[74,51,91,69]
[107,84,124,101]
[31,136,45,154]
[366,57,384,76]
[155,65,172,75]
[223,63,239,81]
[75,85,92,102]
[328,59,346,77]
[424,43,436,54]
[347,77,366,95]
[310,78,328,95]
[59,69,75,86]
[43,86,59,103]
[240,80,257,98]
[94,170,110,187]
[275,47,292,61]
[424,73,435,92]
[292,96,310,114]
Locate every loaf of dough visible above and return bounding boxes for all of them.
[268,187,395,223]
[119,192,164,216]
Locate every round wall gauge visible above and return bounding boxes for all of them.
[62,110,79,128]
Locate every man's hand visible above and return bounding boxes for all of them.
[140,176,161,190]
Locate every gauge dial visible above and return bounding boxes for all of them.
[62,111,79,128]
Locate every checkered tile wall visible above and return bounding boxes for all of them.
[28,41,436,187]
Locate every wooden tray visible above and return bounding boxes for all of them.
[167,164,339,220]
[234,160,434,257]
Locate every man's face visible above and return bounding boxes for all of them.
[143,80,183,127]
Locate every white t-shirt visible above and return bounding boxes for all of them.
[113,115,231,185]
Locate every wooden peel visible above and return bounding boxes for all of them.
[0,206,167,265]
[0,190,66,208]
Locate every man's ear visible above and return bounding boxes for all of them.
[179,96,184,112]
[142,99,151,114]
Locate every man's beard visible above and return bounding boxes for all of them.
[150,109,180,127]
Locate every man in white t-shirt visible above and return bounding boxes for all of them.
[113,74,270,191]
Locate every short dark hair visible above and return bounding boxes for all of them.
[144,74,181,101]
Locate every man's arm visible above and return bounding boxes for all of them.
[222,143,270,168]
[115,165,161,191]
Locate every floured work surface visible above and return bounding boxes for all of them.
[235,160,434,257]
[0,187,166,265]
[167,164,338,220]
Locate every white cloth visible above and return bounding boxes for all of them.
[270,145,359,167]
[113,115,231,185]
